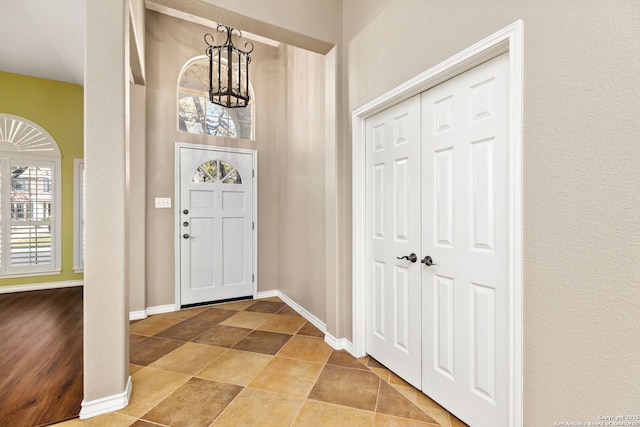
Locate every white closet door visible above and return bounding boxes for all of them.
[421,53,510,427]
[365,95,422,388]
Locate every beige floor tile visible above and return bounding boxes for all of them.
[277,305,301,316]
[358,355,371,365]
[295,321,325,337]
[293,400,375,426]
[232,330,292,355]
[258,296,283,303]
[219,311,273,329]
[156,306,209,320]
[449,414,469,427]
[257,314,306,334]
[371,367,391,382]
[129,364,144,375]
[129,316,182,336]
[389,372,412,388]
[212,388,305,427]
[277,335,333,363]
[376,381,436,424]
[308,365,381,412]
[367,357,387,369]
[327,350,370,370]
[130,421,159,427]
[192,324,252,348]
[416,393,452,427]
[374,413,441,427]
[214,300,256,311]
[141,377,242,427]
[394,384,419,404]
[196,349,272,386]
[116,367,190,419]
[249,356,324,397]
[189,308,238,324]
[51,412,138,427]
[149,342,226,375]
[154,320,212,342]
[245,300,285,313]
[130,337,184,366]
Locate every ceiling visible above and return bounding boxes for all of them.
[0,0,85,85]
[0,1,280,87]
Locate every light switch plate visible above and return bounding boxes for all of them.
[155,197,171,208]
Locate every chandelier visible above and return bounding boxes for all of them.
[204,25,254,108]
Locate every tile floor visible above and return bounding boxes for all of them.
[54,297,468,427]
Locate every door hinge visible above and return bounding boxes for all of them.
[252,169,255,178]
[252,274,255,283]
[252,221,255,230]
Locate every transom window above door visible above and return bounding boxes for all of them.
[192,159,242,184]
[177,56,254,140]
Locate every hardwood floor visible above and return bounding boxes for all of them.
[0,287,83,427]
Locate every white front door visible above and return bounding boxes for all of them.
[365,95,422,388]
[421,53,509,426]
[179,146,254,306]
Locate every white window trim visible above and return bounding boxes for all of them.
[0,113,62,278]
[0,155,62,277]
[176,55,256,140]
[73,158,84,272]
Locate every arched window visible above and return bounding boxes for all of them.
[192,159,242,184]
[177,56,254,140]
[0,114,62,276]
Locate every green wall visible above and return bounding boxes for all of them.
[0,71,83,286]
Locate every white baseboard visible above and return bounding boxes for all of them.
[146,304,177,315]
[262,290,327,334]
[0,280,83,294]
[255,289,279,299]
[325,333,355,355]
[129,310,147,321]
[257,290,355,356]
[79,376,132,419]
[129,304,177,321]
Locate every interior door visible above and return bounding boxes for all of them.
[179,147,254,306]
[421,53,509,426]
[365,95,422,388]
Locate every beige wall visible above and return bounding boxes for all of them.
[129,83,146,313]
[343,0,640,424]
[85,0,639,421]
[84,0,130,405]
[276,45,327,319]
[201,0,342,46]
[143,11,329,314]
[144,10,281,306]
[150,0,341,53]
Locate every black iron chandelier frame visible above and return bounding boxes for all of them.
[204,24,254,108]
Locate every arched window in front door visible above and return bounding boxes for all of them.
[192,160,242,184]
[177,56,254,140]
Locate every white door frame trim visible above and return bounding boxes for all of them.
[174,142,258,308]
[351,20,523,426]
